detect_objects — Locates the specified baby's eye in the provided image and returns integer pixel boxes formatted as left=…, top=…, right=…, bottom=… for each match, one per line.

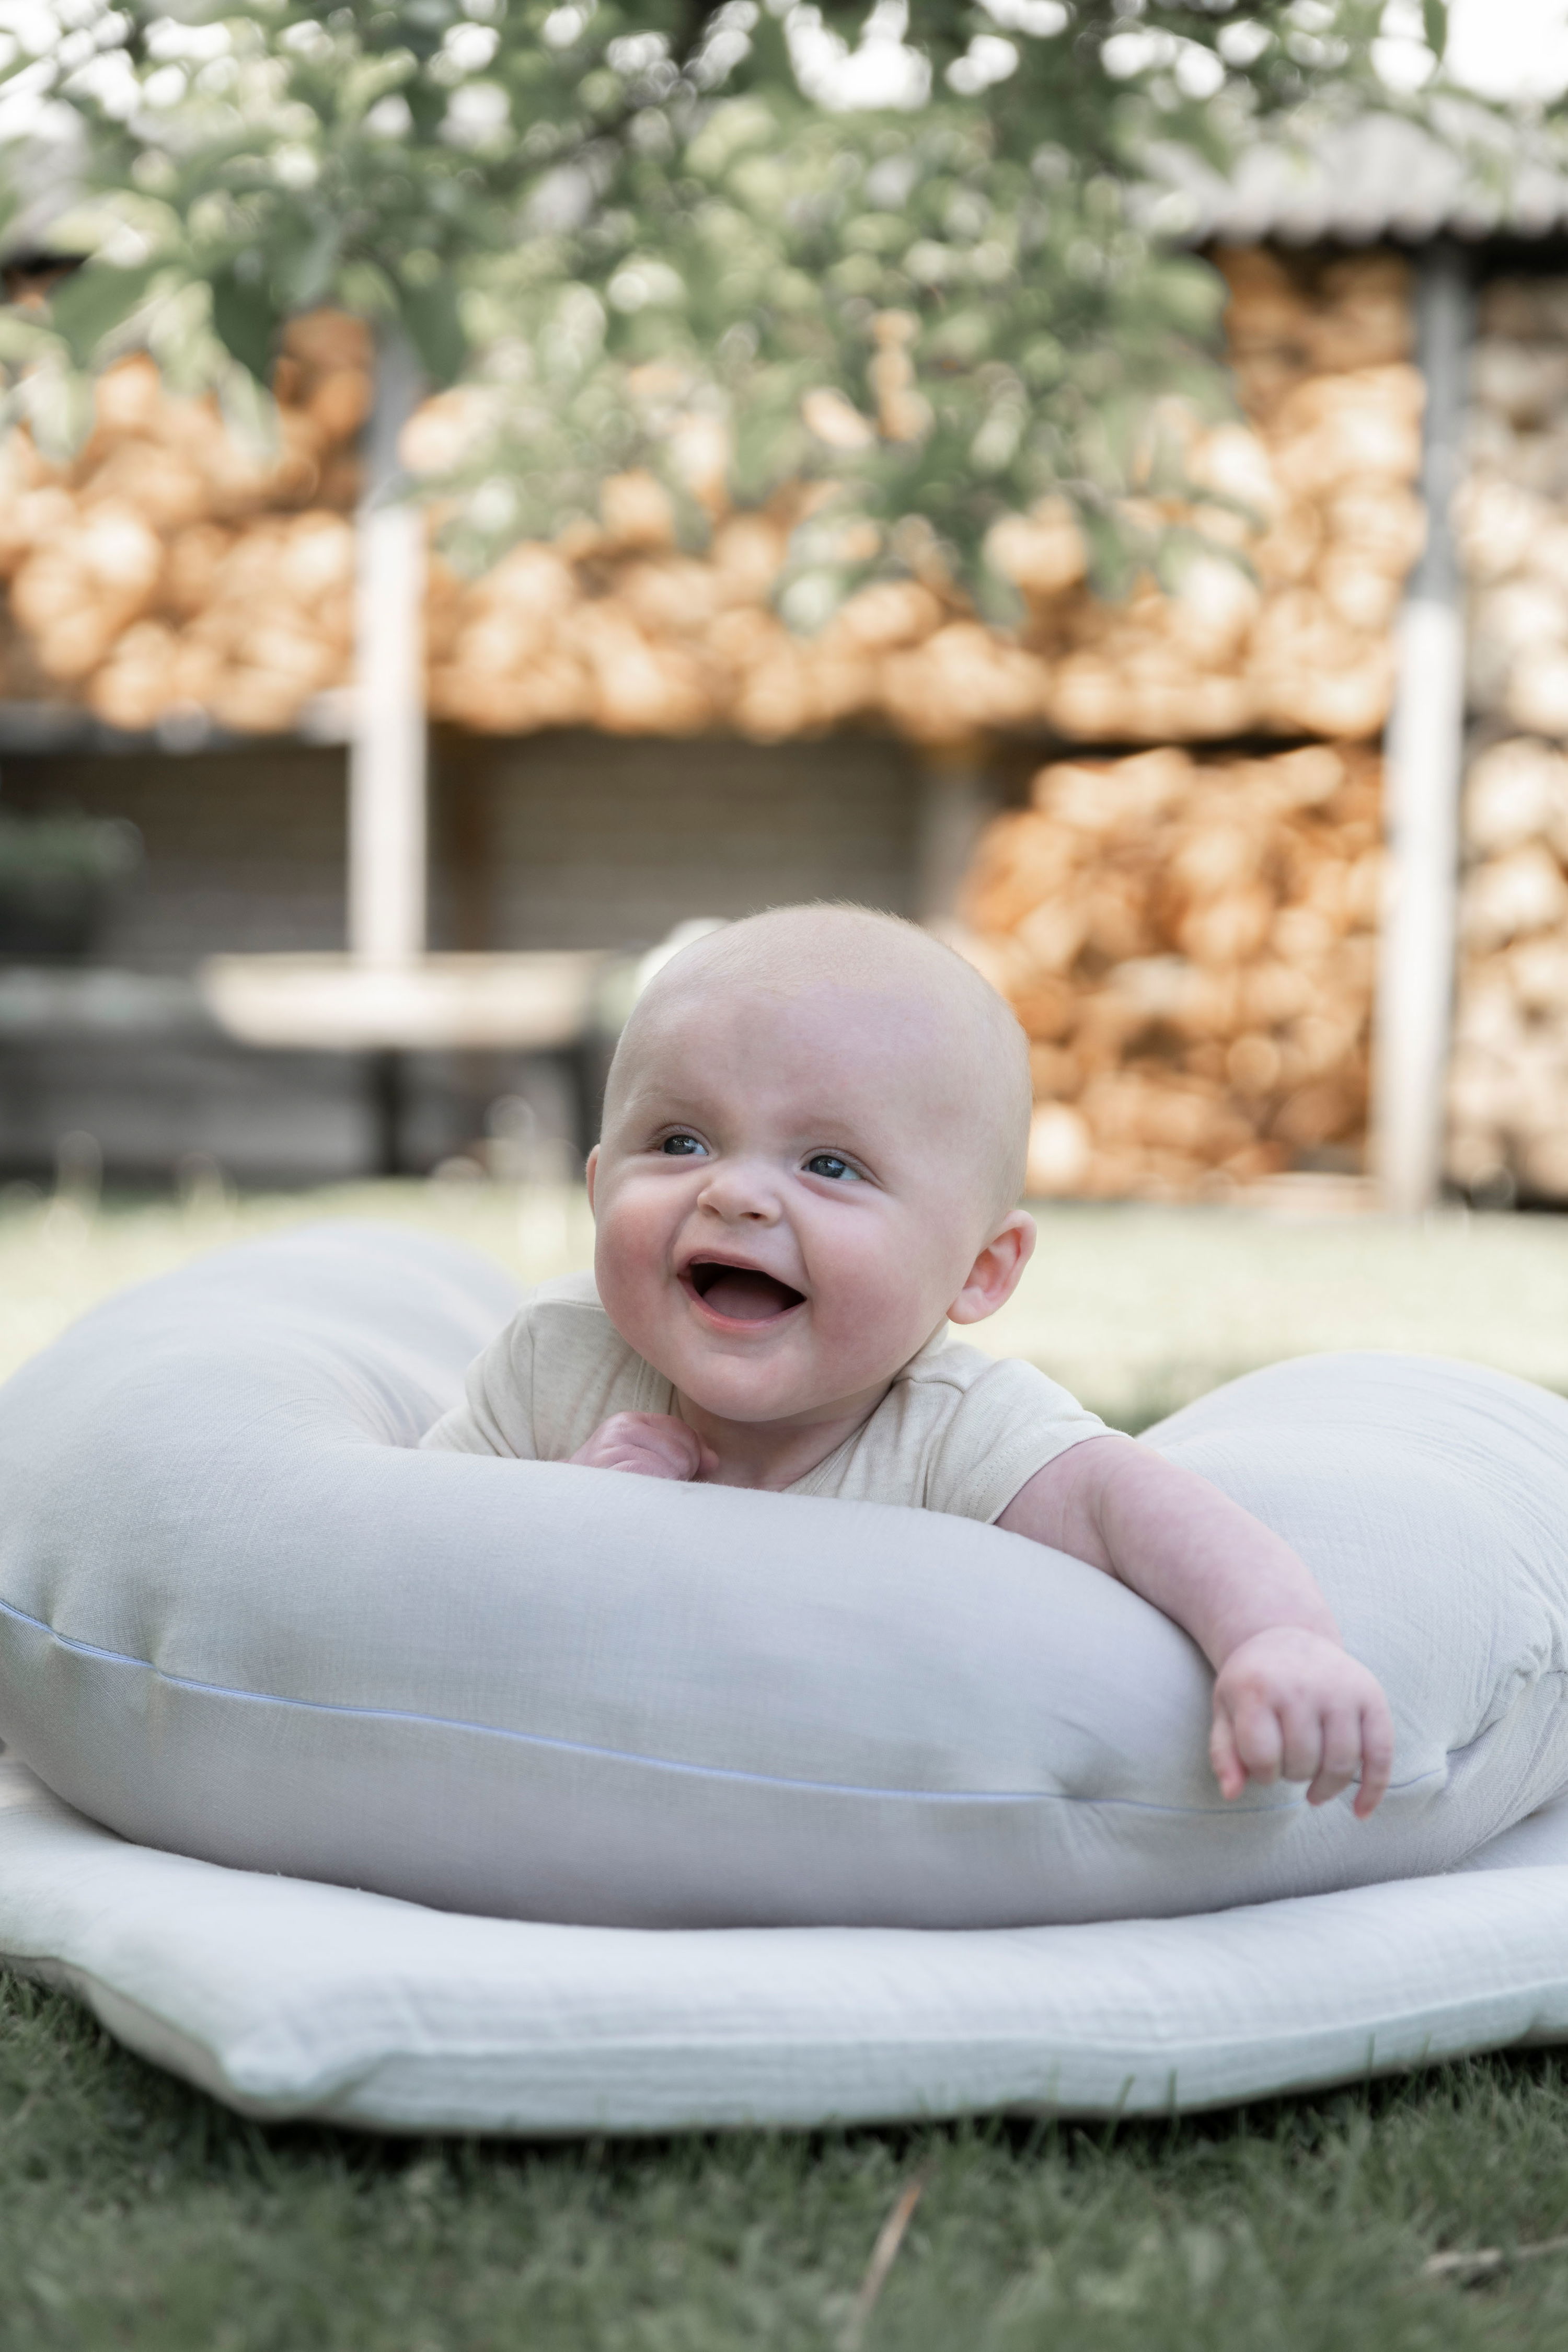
left=805, top=1152, right=862, bottom=1183
left=660, top=1132, right=707, bottom=1158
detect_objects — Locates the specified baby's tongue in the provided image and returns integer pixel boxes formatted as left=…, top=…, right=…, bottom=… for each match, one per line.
left=701, top=1267, right=795, bottom=1321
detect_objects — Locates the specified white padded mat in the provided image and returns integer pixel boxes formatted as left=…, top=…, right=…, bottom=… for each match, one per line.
left=5, top=1758, right=1568, bottom=2136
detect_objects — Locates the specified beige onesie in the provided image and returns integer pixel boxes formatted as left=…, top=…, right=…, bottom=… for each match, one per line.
left=420, top=1271, right=1109, bottom=1524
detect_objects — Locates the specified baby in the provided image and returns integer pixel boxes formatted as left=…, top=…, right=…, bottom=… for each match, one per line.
left=424, top=903, right=1393, bottom=1817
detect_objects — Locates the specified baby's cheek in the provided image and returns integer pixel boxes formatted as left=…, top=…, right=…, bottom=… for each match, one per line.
left=809, top=1250, right=934, bottom=1370
left=593, top=1218, right=668, bottom=1347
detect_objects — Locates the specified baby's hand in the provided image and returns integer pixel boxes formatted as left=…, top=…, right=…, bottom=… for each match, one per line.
left=1210, top=1628, right=1394, bottom=1819
left=568, top=1413, right=717, bottom=1483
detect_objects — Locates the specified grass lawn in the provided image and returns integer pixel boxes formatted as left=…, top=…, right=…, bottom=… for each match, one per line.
left=7, top=1977, right=1568, bottom=2351
left=7, top=1181, right=1568, bottom=2347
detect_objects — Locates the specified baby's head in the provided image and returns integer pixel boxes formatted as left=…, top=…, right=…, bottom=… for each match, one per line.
left=587, top=904, right=1036, bottom=1427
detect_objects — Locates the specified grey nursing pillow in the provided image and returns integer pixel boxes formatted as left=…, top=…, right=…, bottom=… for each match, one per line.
left=0, top=1223, right=1564, bottom=1930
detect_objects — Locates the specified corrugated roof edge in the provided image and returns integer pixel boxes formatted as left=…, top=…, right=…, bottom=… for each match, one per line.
left=1139, top=98, right=1568, bottom=247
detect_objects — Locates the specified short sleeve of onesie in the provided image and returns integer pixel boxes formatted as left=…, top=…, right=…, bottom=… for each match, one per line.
left=418, top=1271, right=672, bottom=1460
left=789, top=1336, right=1108, bottom=1522
left=420, top=1272, right=1108, bottom=1525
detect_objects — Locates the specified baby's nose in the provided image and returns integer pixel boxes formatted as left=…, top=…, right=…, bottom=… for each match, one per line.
left=698, top=1161, right=780, bottom=1220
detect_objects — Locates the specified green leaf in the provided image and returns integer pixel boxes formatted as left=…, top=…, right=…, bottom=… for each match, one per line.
left=397, top=274, right=466, bottom=386
left=48, top=261, right=158, bottom=368
left=210, top=266, right=280, bottom=382
left=281, top=219, right=343, bottom=312
left=1421, top=0, right=1449, bottom=60
left=24, top=366, right=96, bottom=462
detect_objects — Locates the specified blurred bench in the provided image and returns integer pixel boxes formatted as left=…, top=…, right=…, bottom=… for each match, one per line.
left=198, top=950, right=617, bottom=1174
left=198, top=951, right=612, bottom=1053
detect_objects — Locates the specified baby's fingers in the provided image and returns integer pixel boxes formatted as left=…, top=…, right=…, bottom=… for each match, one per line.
left=1228, top=1694, right=1285, bottom=1788
left=1208, top=1706, right=1248, bottom=1802
left=1305, top=1706, right=1363, bottom=1807
left=1352, top=1696, right=1396, bottom=1820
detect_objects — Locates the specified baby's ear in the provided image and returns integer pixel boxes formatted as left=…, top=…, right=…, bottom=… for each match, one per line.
left=585, top=1145, right=600, bottom=1214
left=947, top=1211, right=1036, bottom=1326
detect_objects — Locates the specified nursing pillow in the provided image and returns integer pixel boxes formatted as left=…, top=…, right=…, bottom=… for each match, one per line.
left=2, top=1223, right=1567, bottom=1934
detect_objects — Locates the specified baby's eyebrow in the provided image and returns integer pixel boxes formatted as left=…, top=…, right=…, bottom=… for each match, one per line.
left=621, top=1084, right=710, bottom=1121
left=642, top=1100, right=713, bottom=1127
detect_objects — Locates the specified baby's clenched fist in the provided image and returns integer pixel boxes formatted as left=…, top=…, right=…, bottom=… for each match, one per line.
left=1210, top=1626, right=1393, bottom=1819
left=569, top=1412, right=717, bottom=1482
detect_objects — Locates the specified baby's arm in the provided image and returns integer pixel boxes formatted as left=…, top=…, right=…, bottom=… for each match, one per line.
left=998, top=1436, right=1393, bottom=1818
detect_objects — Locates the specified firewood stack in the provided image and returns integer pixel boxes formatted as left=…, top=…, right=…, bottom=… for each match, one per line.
left=1005, top=248, right=1424, bottom=748
left=0, top=313, right=367, bottom=732
left=960, top=744, right=1383, bottom=1200
left=417, top=456, right=1058, bottom=743
left=953, top=248, right=1411, bottom=1198
left=422, top=488, right=896, bottom=741
left=1448, top=281, right=1568, bottom=1201
left=0, top=250, right=1420, bottom=750
left=426, top=248, right=1422, bottom=744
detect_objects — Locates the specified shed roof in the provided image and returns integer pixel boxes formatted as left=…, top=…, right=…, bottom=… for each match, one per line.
left=1146, top=102, right=1568, bottom=248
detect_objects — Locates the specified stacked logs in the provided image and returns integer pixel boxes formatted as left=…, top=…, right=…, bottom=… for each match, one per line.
left=1448, top=737, right=1568, bottom=1201
left=999, top=247, right=1424, bottom=749
left=1446, top=280, right=1568, bottom=1201
left=1458, top=279, right=1568, bottom=739
left=0, top=250, right=1420, bottom=748
left=960, top=743, right=1382, bottom=1200
left=423, top=492, right=890, bottom=741
left=427, top=247, right=1421, bottom=744
left=421, top=493, right=1022, bottom=742
left=0, top=313, right=367, bottom=732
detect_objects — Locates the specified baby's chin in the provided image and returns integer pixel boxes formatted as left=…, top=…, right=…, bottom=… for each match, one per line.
left=666, top=1348, right=905, bottom=1429
left=668, top=1370, right=829, bottom=1426
left=616, top=1295, right=931, bottom=1427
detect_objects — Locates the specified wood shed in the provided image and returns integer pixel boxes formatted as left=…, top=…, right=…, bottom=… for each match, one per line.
left=3, top=109, right=1566, bottom=1198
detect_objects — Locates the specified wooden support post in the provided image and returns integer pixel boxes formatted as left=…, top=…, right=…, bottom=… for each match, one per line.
left=349, top=330, right=427, bottom=968
left=913, top=745, right=1000, bottom=928
left=1373, top=240, right=1471, bottom=1215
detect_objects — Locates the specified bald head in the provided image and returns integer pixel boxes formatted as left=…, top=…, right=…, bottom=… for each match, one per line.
left=605, top=904, right=1032, bottom=1225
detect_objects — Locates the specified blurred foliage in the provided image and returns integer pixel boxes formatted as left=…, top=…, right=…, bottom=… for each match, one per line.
left=0, top=810, right=141, bottom=887
left=0, top=1, right=1436, bottom=605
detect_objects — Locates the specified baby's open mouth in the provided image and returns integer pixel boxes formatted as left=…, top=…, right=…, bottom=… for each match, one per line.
left=685, top=1261, right=805, bottom=1323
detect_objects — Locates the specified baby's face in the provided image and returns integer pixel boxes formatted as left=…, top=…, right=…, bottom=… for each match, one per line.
left=589, top=978, right=1015, bottom=1428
